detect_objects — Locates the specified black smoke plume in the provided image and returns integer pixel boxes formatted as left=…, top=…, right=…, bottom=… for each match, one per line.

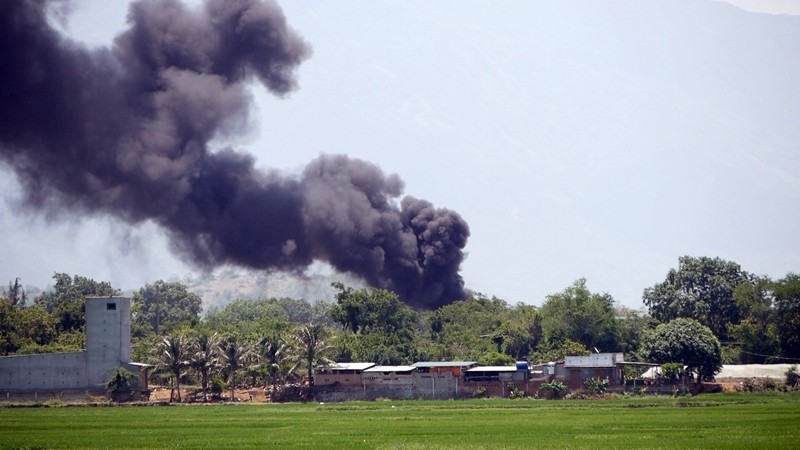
left=0, top=0, right=469, bottom=308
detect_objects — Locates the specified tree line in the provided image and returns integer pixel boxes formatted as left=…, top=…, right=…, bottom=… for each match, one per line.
left=1, top=256, right=799, bottom=397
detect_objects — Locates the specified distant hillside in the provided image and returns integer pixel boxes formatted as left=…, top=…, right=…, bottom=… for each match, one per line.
left=183, top=268, right=364, bottom=313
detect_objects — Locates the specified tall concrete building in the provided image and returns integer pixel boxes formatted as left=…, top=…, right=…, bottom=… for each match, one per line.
left=0, top=296, right=148, bottom=394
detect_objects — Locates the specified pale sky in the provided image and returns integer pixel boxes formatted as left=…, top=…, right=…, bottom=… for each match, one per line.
left=1, top=0, right=798, bottom=308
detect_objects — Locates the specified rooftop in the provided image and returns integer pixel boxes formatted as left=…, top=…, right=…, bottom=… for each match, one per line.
left=467, top=366, right=518, bottom=373
left=364, top=365, right=416, bottom=373
left=318, top=362, right=375, bottom=371
left=412, top=361, right=478, bottom=368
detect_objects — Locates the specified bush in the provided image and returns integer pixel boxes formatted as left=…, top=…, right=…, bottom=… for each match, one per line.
left=106, top=367, right=139, bottom=402
left=507, top=383, right=524, bottom=399
left=539, top=380, right=568, bottom=399
left=661, top=363, right=683, bottom=383
left=737, top=377, right=779, bottom=392
left=44, top=398, right=64, bottom=407
left=471, top=387, right=487, bottom=398
left=210, top=376, right=226, bottom=398
left=584, top=377, right=609, bottom=395
left=785, top=365, right=799, bottom=390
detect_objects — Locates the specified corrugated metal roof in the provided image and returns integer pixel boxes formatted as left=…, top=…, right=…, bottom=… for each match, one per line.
left=564, top=353, right=623, bottom=368
left=467, top=366, right=518, bottom=372
left=363, top=365, right=416, bottom=373
left=412, top=361, right=478, bottom=368
left=320, top=362, right=375, bottom=371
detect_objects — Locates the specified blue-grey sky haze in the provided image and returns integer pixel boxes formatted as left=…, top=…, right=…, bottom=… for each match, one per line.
left=1, top=0, right=798, bottom=308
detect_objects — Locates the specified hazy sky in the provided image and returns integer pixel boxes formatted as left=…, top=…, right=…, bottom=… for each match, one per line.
left=1, top=0, right=798, bottom=308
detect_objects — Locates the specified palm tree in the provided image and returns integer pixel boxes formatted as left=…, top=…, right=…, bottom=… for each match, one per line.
left=189, top=333, right=220, bottom=403
left=217, top=335, right=251, bottom=401
left=292, top=324, right=332, bottom=398
left=257, top=335, right=289, bottom=401
left=153, top=334, right=189, bottom=402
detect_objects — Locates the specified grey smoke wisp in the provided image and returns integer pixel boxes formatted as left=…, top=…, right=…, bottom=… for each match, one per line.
left=0, top=0, right=469, bottom=308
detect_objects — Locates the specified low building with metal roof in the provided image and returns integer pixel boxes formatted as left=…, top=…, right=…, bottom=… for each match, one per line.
left=411, top=361, right=478, bottom=376
left=363, top=365, right=416, bottom=387
left=314, top=362, right=375, bottom=387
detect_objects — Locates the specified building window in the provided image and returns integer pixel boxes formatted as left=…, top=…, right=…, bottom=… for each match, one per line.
left=106, top=302, right=116, bottom=310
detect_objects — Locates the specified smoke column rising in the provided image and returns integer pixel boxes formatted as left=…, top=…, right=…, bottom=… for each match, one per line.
left=0, top=0, right=469, bottom=308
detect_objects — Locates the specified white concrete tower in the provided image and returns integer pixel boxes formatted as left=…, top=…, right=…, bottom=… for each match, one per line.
left=85, top=296, right=132, bottom=387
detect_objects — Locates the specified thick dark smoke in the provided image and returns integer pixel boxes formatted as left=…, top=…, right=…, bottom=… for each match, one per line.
left=0, top=0, right=469, bottom=308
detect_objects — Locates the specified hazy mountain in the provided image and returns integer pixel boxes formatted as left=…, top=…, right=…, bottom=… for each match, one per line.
left=184, top=267, right=363, bottom=312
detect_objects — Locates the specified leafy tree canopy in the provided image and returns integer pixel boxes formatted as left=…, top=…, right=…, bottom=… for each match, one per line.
left=3, top=278, right=27, bottom=307
left=539, top=279, right=619, bottom=352
left=490, top=304, right=543, bottom=360
left=643, top=256, right=751, bottom=340
left=530, top=339, right=590, bottom=364
left=35, top=273, right=119, bottom=333
left=132, top=280, right=202, bottom=336
left=36, top=273, right=119, bottom=312
left=615, top=306, right=658, bottom=358
left=730, top=277, right=780, bottom=363
left=639, top=318, right=722, bottom=382
left=331, top=282, right=417, bottom=336
left=418, top=294, right=512, bottom=361
left=330, top=283, right=418, bottom=364
left=773, top=273, right=800, bottom=360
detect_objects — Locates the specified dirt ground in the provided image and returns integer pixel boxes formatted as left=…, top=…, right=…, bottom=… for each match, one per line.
left=716, top=380, right=749, bottom=392
left=148, top=386, right=270, bottom=403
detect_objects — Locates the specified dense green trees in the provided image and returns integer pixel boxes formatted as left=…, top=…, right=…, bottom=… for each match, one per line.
left=643, top=256, right=751, bottom=340
left=153, top=335, right=190, bottom=402
left=1, top=273, right=120, bottom=354
left=37, top=273, right=120, bottom=334
left=639, top=318, right=722, bottom=382
left=330, top=283, right=417, bottom=364
left=292, top=324, right=331, bottom=392
left=540, top=279, right=619, bottom=352
left=643, top=257, right=799, bottom=363
left=421, top=294, right=512, bottom=362
left=3, top=278, right=27, bottom=307
left=490, top=304, right=542, bottom=360
left=2, top=254, right=798, bottom=397
left=132, top=281, right=202, bottom=336
left=0, top=300, right=58, bottom=354
left=257, top=334, right=290, bottom=400
left=218, top=335, right=251, bottom=401
left=189, top=333, right=220, bottom=403
left=773, top=274, right=800, bottom=360
left=729, top=277, right=780, bottom=363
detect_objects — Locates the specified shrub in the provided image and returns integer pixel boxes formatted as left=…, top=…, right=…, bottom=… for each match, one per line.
left=106, top=367, right=139, bottom=402
left=210, top=376, right=226, bottom=398
left=507, top=383, right=524, bottom=399
left=44, top=398, right=64, bottom=407
left=661, top=363, right=683, bottom=383
left=584, top=377, right=609, bottom=395
left=471, top=387, right=487, bottom=398
left=785, top=365, right=799, bottom=390
left=737, top=377, right=779, bottom=392
left=539, top=380, right=568, bottom=399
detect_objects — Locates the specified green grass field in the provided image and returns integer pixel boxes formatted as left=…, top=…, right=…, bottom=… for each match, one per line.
left=1, top=393, right=798, bottom=449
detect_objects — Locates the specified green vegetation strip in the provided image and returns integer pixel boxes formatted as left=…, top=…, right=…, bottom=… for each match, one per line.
left=1, top=394, right=798, bottom=449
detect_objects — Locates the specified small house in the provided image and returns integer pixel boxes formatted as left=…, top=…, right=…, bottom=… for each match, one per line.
left=563, top=353, right=624, bottom=388
left=411, top=361, right=478, bottom=377
left=464, top=366, right=519, bottom=382
left=314, top=362, right=375, bottom=387
left=363, top=365, right=416, bottom=387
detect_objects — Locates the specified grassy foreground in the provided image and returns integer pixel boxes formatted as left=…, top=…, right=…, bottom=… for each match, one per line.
left=1, top=393, right=798, bottom=449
